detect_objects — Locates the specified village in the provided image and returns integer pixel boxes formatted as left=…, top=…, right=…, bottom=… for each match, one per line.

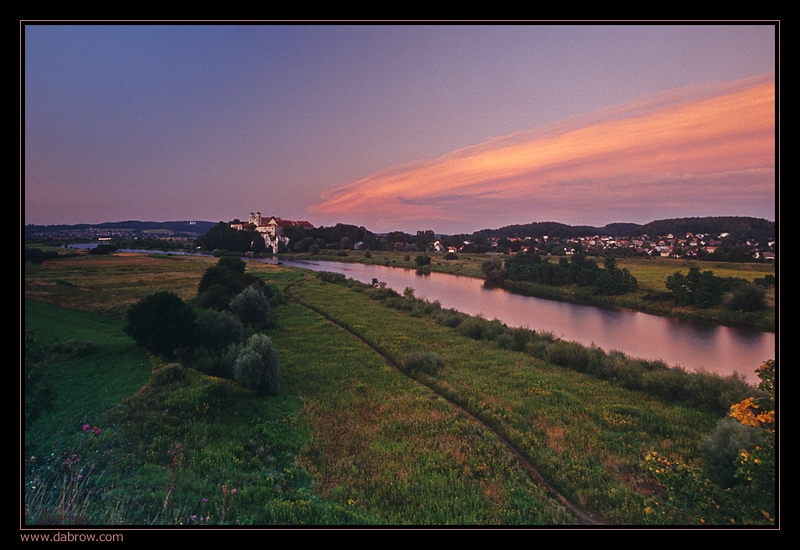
left=228, top=212, right=775, bottom=263
left=23, top=211, right=775, bottom=264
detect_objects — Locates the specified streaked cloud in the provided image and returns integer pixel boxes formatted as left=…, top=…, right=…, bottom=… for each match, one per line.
left=309, top=73, right=775, bottom=231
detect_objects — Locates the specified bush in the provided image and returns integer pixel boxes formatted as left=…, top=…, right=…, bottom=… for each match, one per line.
left=457, top=317, right=488, bottom=340
left=193, top=342, right=241, bottom=379
left=233, top=334, right=281, bottom=395
left=216, top=256, right=246, bottom=273
left=436, top=310, right=463, bottom=328
left=197, top=264, right=245, bottom=296
left=724, top=281, right=767, bottom=312
left=151, top=362, right=184, bottom=385
left=229, top=285, right=272, bottom=329
left=543, top=340, right=592, bottom=372
left=49, top=339, right=98, bottom=359
left=124, top=291, right=197, bottom=360
left=402, top=351, right=444, bottom=375
left=700, top=417, right=764, bottom=487
left=195, top=283, right=235, bottom=310
left=496, top=326, right=533, bottom=352
left=196, top=309, right=244, bottom=351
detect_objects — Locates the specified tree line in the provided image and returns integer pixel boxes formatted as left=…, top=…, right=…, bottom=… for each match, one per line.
left=490, top=252, right=639, bottom=296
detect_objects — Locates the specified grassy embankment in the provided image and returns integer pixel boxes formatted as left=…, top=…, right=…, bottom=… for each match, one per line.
left=23, top=251, right=764, bottom=525
left=277, top=250, right=776, bottom=330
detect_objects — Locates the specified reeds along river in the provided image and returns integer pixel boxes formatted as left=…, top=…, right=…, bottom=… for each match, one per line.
left=259, top=258, right=775, bottom=386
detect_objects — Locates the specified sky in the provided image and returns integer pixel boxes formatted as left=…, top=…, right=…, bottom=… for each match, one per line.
left=22, top=22, right=777, bottom=235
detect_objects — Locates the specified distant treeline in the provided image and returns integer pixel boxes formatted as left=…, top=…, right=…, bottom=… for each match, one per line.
left=475, top=216, right=775, bottom=241
left=25, top=220, right=217, bottom=238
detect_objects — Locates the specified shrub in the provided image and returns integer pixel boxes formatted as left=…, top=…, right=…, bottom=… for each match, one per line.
left=195, top=283, right=235, bottom=310
left=402, top=351, right=444, bottom=375
left=436, top=310, right=463, bottom=328
left=152, top=362, right=184, bottom=385
left=457, top=317, right=488, bottom=340
left=229, top=285, right=272, bottom=329
left=700, top=417, right=764, bottom=487
left=196, top=309, right=244, bottom=351
left=233, top=334, right=281, bottom=395
left=724, top=281, right=767, bottom=312
left=496, top=326, right=533, bottom=352
left=124, top=291, right=197, bottom=360
left=543, top=340, right=593, bottom=372
left=194, top=342, right=241, bottom=379
left=216, top=255, right=246, bottom=274
left=197, top=265, right=245, bottom=296
left=49, top=339, right=98, bottom=359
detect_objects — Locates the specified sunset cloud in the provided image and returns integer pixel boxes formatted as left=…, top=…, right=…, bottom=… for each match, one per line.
left=309, top=73, right=775, bottom=232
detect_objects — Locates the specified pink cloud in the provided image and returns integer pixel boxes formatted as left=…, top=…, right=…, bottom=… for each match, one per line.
left=309, top=73, right=775, bottom=231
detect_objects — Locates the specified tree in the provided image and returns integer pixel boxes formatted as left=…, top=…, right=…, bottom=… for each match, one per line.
left=233, top=334, right=281, bottom=395
left=665, top=267, right=724, bottom=308
left=124, top=291, right=197, bottom=359
left=229, top=285, right=272, bottom=329
left=216, top=256, right=246, bottom=274
left=724, top=281, right=767, bottom=312
left=481, top=255, right=507, bottom=284
left=414, top=254, right=431, bottom=266
left=197, top=265, right=245, bottom=296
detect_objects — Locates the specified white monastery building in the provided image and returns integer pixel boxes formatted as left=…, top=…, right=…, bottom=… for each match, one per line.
left=232, top=212, right=313, bottom=253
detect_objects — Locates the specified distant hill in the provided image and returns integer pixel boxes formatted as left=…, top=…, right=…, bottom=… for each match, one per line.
left=24, top=220, right=218, bottom=238
left=475, top=220, right=640, bottom=239
left=474, top=216, right=775, bottom=240
left=636, top=217, right=775, bottom=240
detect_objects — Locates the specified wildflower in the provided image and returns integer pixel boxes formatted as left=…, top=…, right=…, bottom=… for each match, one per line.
left=93, top=427, right=101, bottom=436
left=83, top=425, right=90, bottom=433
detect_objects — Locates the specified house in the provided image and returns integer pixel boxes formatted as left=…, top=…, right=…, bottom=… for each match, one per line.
left=233, top=212, right=313, bottom=253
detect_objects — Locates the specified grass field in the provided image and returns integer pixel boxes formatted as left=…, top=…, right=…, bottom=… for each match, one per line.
left=22, top=251, right=774, bottom=527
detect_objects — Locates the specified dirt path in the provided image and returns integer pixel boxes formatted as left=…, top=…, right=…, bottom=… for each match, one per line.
left=286, top=279, right=605, bottom=526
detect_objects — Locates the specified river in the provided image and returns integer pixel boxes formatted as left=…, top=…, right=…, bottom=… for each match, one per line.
left=257, top=257, right=774, bottom=385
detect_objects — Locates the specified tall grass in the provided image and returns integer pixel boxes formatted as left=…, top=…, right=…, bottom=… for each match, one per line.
left=288, top=273, right=762, bottom=524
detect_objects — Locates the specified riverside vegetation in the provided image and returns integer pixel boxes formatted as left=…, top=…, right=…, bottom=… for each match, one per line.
left=23, top=249, right=776, bottom=526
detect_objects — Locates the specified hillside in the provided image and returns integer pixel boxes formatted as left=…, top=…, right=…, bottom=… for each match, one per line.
left=474, top=216, right=775, bottom=240
left=24, top=220, right=218, bottom=239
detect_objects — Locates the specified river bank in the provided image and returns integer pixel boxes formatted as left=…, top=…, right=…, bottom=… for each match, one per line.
left=273, top=250, right=776, bottom=332
left=256, top=254, right=773, bottom=385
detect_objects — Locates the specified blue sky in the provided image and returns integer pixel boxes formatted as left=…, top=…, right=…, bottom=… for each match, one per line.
left=23, top=23, right=777, bottom=234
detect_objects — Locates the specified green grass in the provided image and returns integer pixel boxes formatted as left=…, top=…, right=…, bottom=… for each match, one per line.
left=24, top=300, right=152, bottom=454
left=22, top=252, right=770, bottom=526
left=286, top=275, right=725, bottom=524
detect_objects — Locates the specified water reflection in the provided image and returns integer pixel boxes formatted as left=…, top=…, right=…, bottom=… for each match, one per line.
left=263, top=258, right=773, bottom=384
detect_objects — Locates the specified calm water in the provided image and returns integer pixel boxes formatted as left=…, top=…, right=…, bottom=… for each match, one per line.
left=261, top=258, right=775, bottom=384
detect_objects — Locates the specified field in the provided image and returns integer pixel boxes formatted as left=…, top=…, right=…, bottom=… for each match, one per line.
left=22, top=251, right=775, bottom=527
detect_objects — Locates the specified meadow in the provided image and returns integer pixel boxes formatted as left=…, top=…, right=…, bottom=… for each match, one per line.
left=22, top=251, right=774, bottom=526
